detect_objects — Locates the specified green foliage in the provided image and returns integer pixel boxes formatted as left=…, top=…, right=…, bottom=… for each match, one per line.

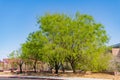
left=22, top=30, right=47, bottom=61
left=21, top=12, right=110, bottom=73
left=21, top=30, right=48, bottom=72
left=38, top=12, right=110, bottom=72
left=8, top=49, right=23, bottom=59
left=79, top=52, right=111, bottom=72
left=8, top=51, right=16, bottom=59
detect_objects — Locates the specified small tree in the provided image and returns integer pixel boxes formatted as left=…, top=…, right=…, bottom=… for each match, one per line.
left=22, top=30, right=47, bottom=73
left=8, top=49, right=24, bottom=73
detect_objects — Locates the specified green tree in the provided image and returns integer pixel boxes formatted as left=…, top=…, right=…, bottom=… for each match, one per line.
left=38, top=12, right=109, bottom=73
left=8, top=49, right=24, bottom=73
left=22, top=30, right=47, bottom=73
left=38, top=13, right=71, bottom=73
left=74, top=13, right=110, bottom=72
left=43, top=43, right=65, bottom=74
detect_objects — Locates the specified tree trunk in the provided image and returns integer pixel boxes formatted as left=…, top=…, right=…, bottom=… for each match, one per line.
left=55, top=64, right=59, bottom=74
left=33, top=60, right=37, bottom=73
left=33, top=65, right=36, bottom=73
left=19, top=64, right=23, bottom=73
left=71, top=62, right=76, bottom=73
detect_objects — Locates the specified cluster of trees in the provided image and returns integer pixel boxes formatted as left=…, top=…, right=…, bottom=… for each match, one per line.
left=8, top=12, right=111, bottom=74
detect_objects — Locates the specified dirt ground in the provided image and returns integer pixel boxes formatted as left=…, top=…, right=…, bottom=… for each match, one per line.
left=0, top=71, right=120, bottom=79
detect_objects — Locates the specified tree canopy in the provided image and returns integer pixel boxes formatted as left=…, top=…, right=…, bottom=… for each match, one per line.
left=20, top=12, right=110, bottom=73
left=37, top=12, right=109, bottom=73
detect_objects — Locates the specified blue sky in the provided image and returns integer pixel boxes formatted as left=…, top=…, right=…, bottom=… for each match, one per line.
left=0, top=0, right=120, bottom=60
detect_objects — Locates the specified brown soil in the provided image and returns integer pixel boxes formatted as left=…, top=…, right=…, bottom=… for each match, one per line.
left=0, top=71, right=119, bottom=79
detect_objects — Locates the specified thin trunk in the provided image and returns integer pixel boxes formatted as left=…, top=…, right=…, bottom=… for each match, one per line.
left=19, top=64, right=22, bottom=73
left=55, top=64, right=59, bottom=74
left=71, top=62, right=76, bottom=73
left=67, top=56, right=77, bottom=73
left=33, top=60, right=37, bottom=73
